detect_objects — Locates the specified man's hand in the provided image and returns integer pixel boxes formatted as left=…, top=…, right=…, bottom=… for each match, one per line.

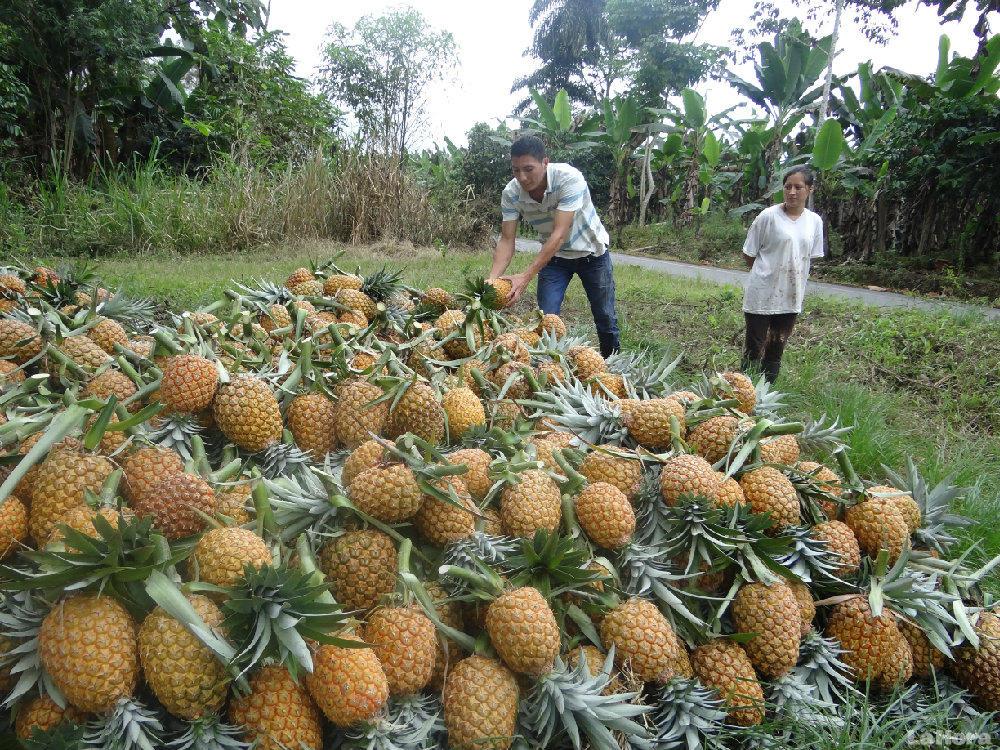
left=501, top=272, right=533, bottom=304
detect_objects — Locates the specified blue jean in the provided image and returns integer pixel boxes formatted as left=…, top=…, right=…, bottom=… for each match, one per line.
left=536, top=251, right=620, bottom=357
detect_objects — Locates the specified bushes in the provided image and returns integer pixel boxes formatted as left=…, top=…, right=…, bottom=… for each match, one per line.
left=0, top=149, right=493, bottom=257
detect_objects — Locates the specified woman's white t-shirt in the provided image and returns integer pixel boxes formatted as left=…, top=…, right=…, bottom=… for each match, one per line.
left=742, top=204, right=824, bottom=314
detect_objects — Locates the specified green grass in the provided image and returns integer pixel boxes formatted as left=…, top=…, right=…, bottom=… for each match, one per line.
left=73, top=242, right=1000, bottom=570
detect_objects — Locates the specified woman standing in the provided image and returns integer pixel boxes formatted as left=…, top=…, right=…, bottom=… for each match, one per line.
left=740, top=166, right=824, bottom=384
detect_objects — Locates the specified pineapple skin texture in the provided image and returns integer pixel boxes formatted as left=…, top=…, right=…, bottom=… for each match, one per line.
left=333, top=380, right=389, bottom=449
left=444, top=655, right=519, bottom=750
left=621, top=398, right=685, bottom=450
left=229, top=664, right=323, bottom=750
left=349, top=463, right=423, bottom=523
left=213, top=375, right=283, bottom=452
left=448, top=448, right=492, bottom=500
left=686, top=416, right=739, bottom=464
left=825, top=596, right=900, bottom=681
left=39, top=595, right=139, bottom=713
left=386, top=382, right=446, bottom=443
left=192, top=526, right=273, bottom=587
left=499, top=470, right=561, bottom=538
left=575, top=481, right=635, bottom=549
left=811, top=520, right=861, bottom=576
left=739, top=466, right=801, bottom=530
left=159, top=355, right=219, bottom=413
left=305, top=643, right=389, bottom=727
left=29, top=450, right=115, bottom=545
left=122, top=446, right=184, bottom=505
left=579, top=447, right=643, bottom=500
left=288, top=393, right=338, bottom=459
left=733, top=582, right=803, bottom=678
left=414, top=478, right=475, bottom=546
left=14, top=694, right=86, bottom=740
left=486, top=587, right=560, bottom=676
left=135, top=472, right=217, bottom=540
left=659, top=454, right=721, bottom=506
left=0, top=496, right=28, bottom=559
left=950, top=614, right=1000, bottom=711
left=844, top=496, right=909, bottom=564
left=139, top=594, right=229, bottom=719
left=319, top=529, right=397, bottom=612
left=600, top=597, right=682, bottom=683
left=363, top=606, right=438, bottom=695
left=442, top=387, right=486, bottom=440
left=691, top=640, right=765, bottom=726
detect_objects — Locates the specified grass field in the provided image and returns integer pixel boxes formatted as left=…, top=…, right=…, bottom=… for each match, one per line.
left=73, top=241, right=1000, bottom=577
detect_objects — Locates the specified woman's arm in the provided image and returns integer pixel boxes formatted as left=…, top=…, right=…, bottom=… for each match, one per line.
left=743, top=253, right=756, bottom=269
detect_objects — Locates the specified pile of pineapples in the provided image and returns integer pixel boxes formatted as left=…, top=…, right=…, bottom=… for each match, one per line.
left=0, top=261, right=996, bottom=750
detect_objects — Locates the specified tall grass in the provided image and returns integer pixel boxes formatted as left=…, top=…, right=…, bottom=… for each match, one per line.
left=0, top=149, right=492, bottom=257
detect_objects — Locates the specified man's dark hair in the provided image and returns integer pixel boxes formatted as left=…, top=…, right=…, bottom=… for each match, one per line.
left=783, top=165, right=815, bottom=186
left=511, top=135, right=547, bottom=161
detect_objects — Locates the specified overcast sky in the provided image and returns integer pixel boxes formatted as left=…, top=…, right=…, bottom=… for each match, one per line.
left=267, top=0, right=991, bottom=148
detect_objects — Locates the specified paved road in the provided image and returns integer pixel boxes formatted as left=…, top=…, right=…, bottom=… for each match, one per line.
left=513, top=239, right=999, bottom=321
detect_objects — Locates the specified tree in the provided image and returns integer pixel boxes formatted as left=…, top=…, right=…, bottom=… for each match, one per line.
left=319, top=8, right=457, bottom=156
left=512, top=0, right=724, bottom=111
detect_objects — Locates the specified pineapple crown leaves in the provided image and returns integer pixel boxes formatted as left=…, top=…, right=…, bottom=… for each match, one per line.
left=19, top=719, right=87, bottom=750
left=504, top=531, right=613, bottom=601
left=519, top=377, right=628, bottom=447
left=0, top=589, right=63, bottom=709
left=337, top=693, right=446, bottom=750
left=219, top=561, right=354, bottom=681
left=603, top=347, right=682, bottom=399
left=784, top=465, right=845, bottom=526
left=232, top=279, right=296, bottom=307
left=438, top=532, right=519, bottom=597
left=458, top=421, right=533, bottom=457
left=774, top=525, right=848, bottom=586
left=517, top=649, right=652, bottom=750
left=766, top=675, right=845, bottom=730
left=789, top=631, right=859, bottom=706
left=359, top=266, right=405, bottom=303
left=882, top=457, right=974, bottom=554
left=645, top=678, right=730, bottom=750
left=254, top=440, right=314, bottom=481
left=717, top=419, right=803, bottom=479
left=461, top=275, right=508, bottom=312
left=91, top=289, right=157, bottom=330
left=615, top=543, right=709, bottom=635
left=141, top=411, right=205, bottom=463
left=0, top=513, right=188, bottom=617
left=164, top=716, right=251, bottom=750
left=82, top=696, right=165, bottom=750
left=796, top=414, right=852, bottom=455
left=751, top=377, right=788, bottom=417
left=264, top=467, right=348, bottom=543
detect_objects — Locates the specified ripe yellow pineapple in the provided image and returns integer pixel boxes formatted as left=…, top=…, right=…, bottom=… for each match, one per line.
left=500, top=469, right=561, bottom=538
left=865, top=485, right=921, bottom=533
left=14, top=694, right=86, bottom=740
left=875, top=628, right=914, bottom=690
left=0, top=318, right=43, bottom=363
left=29, top=448, right=116, bottom=545
left=788, top=580, right=816, bottom=636
left=536, top=313, right=567, bottom=338
left=306, top=642, right=389, bottom=727
left=844, top=496, right=909, bottom=564
left=620, top=397, right=686, bottom=450
left=738, top=467, right=801, bottom=530
left=215, top=482, right=253, bottom=524
left=686, top=416, right=739, bottom=464
left=58, top=335, right=111, bottom=370
left=715, top=475, right=746, bottom=507
left=134, top=472, right=217, bottom=540
left=444, top=655, right=519, bottom=750
left=83, top=369, right=138, bottom=409
left=213, top=375, right=283, bottom=453
left=285, top=267, right=315, bottom=289
left=230, top=664, right=324, bottom=750
left=0, top=359, right=24, bottom=386
left=122, top=446, right=184, bottom=506
left=425, top=580, right=466, bottom=689
left=87, top=318, right=128, bottom=354
left=335, top=288, right=377, bottom=320
left=159, top=355, right=219, bottom=413
left=899, top=620, right=944, bottom=678
left=797, top=460, right=843, bottom=518
left=490, top=332, right=531, bottom=363
left=758, top=434, right=801, bottom=465
left=690, top=640, right=765, bottom=726
left=732, top=582, right=802, bottom=678
left=349, top=463, right=423, bottom=523
left=288, top=393, right=338, bottom=458
left=950, top=613, right=1000, bottom=710
left=442, top=387, right=486, bottom=440
left=139, top=594, right=229, bottom=719
left=364, top=606, right=438, bottom=695
left=191, top=526, right=273, bottom=588
left=575, top=481, right=635, bottom=549
left=323, top=272, right=363, bottom=296
left=342, top=439, right=386, bottom=487
left=45, top=506, right=131, bottom=548
left=486, top=586, right=560, bottom=676
left=811, top=520, right=861, bottom=576
left=719, top=371, right=756, bottom=414
left=600, top=597, right=682, bottom=683
left=39, top=595, right=139, bottom=712
left=825, top=596, right=901, bottom=681
left=332, top=380, right=390, bottom=449
left=579, top=446, right=643, bottom=500
left=414, top=477, right=476, bottom=545
left=319, top=529, right=397, bottom=612
left=484, top=277, right=513, bottom=309
left=420, top=286, right=454, bottom=313
left=659, top=454, right=721, bottom=506
left=385, top=382, right=446, bottom=444
left=0, top=496, right=28, bottom=559
left=567, top=345, right=605, bottom=381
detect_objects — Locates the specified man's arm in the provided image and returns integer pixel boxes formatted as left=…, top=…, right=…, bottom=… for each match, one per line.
left=502, top=209, right=573, bottom=304
left=489, top=220, right=519, bottom=278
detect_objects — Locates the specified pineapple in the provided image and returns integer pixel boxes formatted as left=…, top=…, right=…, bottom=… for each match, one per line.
left=0, top=358, right=24, bottom=386
left=951, top=614, right=1000, bottom=710
left=159, top=355, right=219, bottom=413
left=797, top=460, right=842, bottom=518
left=213, top=375, right=283, bottom=453
left=719, top=371, right=756, bottom=414
left=444, top=655, right=519, bottom=750
left=659, top=454, right=721, bottom=506
left=333, top=380, right=390, bottom=449
left=414, top=477, right=476, bottom=545
left=14, top=694, right=86, bottom=740
left=442, top=387, right=486, bottom=441
left=899, top=619, right=944, bottom=678
left=29, top=448, right=115, bottom=545
left=122, top=445, right=184, bottom=506
left=39, top=594, right=139, bottom=712
left=87, top=318, right=128, bottom=353
left=875, top=628, right=913, bottom=690
left=499, top=469, right=561, bottom=538
left=686, top=416, right=739, bottom=464
left=865, top=485, right=921, bottom=533
left=758, top=433, right=800, bottom=465
left=335, top=288, right=377, bottom=320
left=45, top=505, right=131, bottom=548
left=288, top=393, right=338, bottom=459
left=215, top=482, right=254, bottom=524
left=363, top=606, right=438, bottom=695
left=306, top=642, right=390, bottom=727
left=420, top=286, right=454, bottom=313
left=789, top=580, right=816, bottom=636
left=620, top=397, right=685, bottom=450
left=579, top=446, right=643, bottom=500
left=732, top=582, right=802, bottom=678
left=844, top=496, right=909, bottom=564
left=566, top=644, right=623, bottom=694
left=690, top=640, right=765, bottom=726
left=342, top=439, right=387, bottom=487
left=385, top=382, right=446, bottom=444
left=285, top=267, right=315, bottom=289
left=229, top=663, right=324, bottom=750
left=323, top=272, right=363, bottom=296
left=191, top=526, right=273, bottom=587
left=715, top=475, right=745, bottom=507
left=575, top=481, right=635, bottom=549
left=0, top=496, right=28, bottom=559
left=259, top=303, right=293, bottom=336
left=82, top=369, right=138, bottom=408
left=319, top=529, right=397, bottom=612
left=58, top=334, right=111, bottom=369
left=425, top=580, right=466, bottom=689
left=600, top=597, right=683, bottom=683
left=485, top=586, right=560, bottom=676
left=811, top=520, right=861, bottom=576
left=824, top=596, right=901, bottom=682
left=138, top=594, right=229, bottom=719
left=738, top=467, right=801, bottom=530
left=133, top=471, right=217, bottom=540
left=536, top=313, right=567, bottom=338
left=567, top=345, right=605, bottom=381
left=484, top=277, right=513, bottom=309
left=0, top=318, right=43, bottom=363
left=349, top=463, right=424, bottom=523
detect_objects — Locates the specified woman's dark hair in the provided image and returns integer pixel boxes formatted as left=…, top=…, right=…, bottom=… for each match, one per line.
left=511, top=135, right=547, bottom=161
left=783, top=165, right=815, bottom=186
